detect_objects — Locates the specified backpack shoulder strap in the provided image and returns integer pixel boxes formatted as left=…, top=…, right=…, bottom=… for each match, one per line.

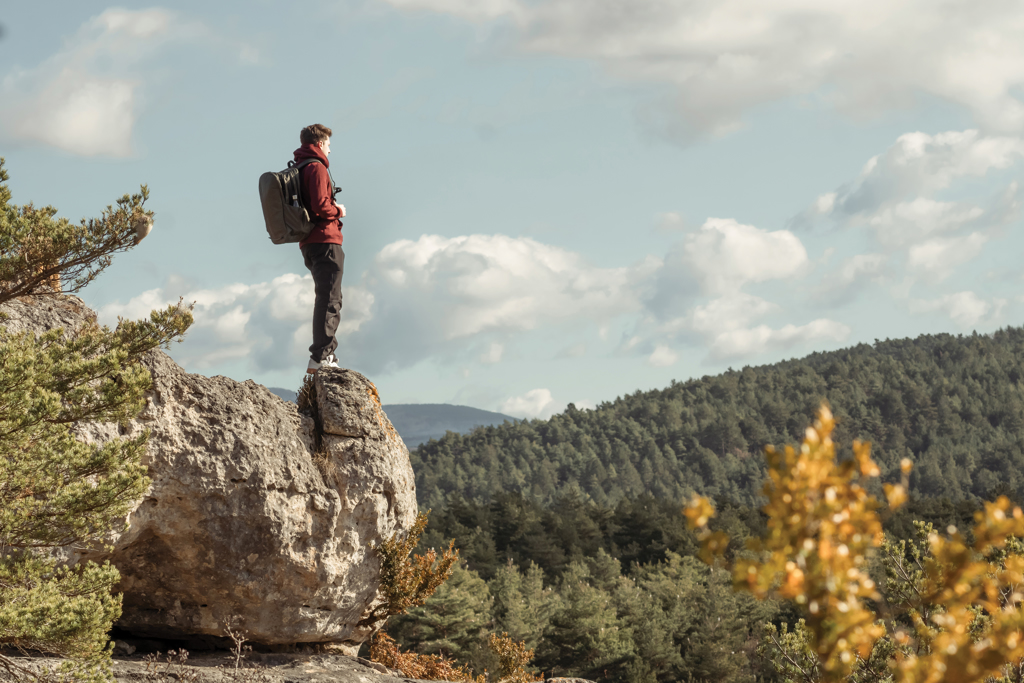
left=287, top=158, right=338, bottom=198
left=288, top=158, right=322, bottom=170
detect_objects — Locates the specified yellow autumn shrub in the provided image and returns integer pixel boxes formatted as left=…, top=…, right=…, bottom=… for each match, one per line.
left=686, top=404, right=1024, bottom=683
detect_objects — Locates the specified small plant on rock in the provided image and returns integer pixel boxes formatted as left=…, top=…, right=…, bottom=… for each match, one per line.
left=369, top=511, right=460, bottom=624
left=296, top=374, right=317, bottom=416
left=142, top=650, right=202, bottom=683
left=488, top=632, right=543, bottom=683
left=221, top=620, right=273, bottom=683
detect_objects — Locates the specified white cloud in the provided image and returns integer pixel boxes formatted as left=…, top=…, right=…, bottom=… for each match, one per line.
left=101, top=234, right=652, bottom=375
left=660, top=292, right=850, bottom=362
left=867, top=199, right=985, bottom=249
left=349, top=233, right=656, bottom=372
left=817, top=131, right=1024, bottom=221
left=0, top=8, right=197, bottom=156
left=647, top=217, right=808, bottom=319
left=379, top=0, right=1024, bottom=135
left=814, top=192, right=837, bottom=214
left=687, top=292, right=776, bottom=335
left=839, top=253, right=885, bottom=284
left=685, top=218, right=808, bottom=295
left=909, top=291, right=1005, bottom=328
left=637, top=217, right=845, bottom=364
left=371, top=234, right=648, bottom=337
left=707, top=319, right=851, bottom=362
left=801, top=130, right=1024, bottom=305
left=816, top=253, right=888, bottom=305
left=648, top=345, right=678, bottom=367
left=99, top=273, right=374, bottom=372
left=906, top=232, right=988, bottom=283
left=501, top=388, right=559, bottom=419
left=98, top=9, right=174, bottom=37
left=384, top=0, right=518, bottom=21
left=9, top=76, right=138, bottom=157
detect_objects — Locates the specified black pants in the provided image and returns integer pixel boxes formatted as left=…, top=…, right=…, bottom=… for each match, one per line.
left=302, top=243, right=344, bottom=362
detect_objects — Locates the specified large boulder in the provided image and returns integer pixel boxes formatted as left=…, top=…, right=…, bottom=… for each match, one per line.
left=1, top=294, right=418, bottom=652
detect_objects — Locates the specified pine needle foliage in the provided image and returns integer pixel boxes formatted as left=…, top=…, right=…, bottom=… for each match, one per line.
left=0, top=158, right=155, bottom=302
left=0, top=159, right=193, bottom=680
left=0, top=555, right=121, bottom=656
left=687, top=403, right=1024, bottom=683
left=0, top=311, right=189, bottom=550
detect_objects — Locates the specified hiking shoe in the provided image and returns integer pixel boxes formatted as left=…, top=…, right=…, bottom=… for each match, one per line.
left=306, top=354, right=339, bottom=374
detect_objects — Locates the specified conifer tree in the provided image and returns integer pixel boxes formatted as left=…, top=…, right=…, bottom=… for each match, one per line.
left=389, top=562, right=494, bottom=671
left=490, top=560, right=555, bottom=652
left=0, top=159, right=192, bottom=680
left=613, top=580, right=680, bottom=683
left=536, top=561, right=633, bottom=681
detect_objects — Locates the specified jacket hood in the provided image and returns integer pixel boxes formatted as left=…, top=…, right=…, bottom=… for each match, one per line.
left=293, top=143, right=329, bottom=168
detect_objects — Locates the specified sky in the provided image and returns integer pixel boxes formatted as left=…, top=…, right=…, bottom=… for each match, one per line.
left=2, top=1, right=1024, bottom=419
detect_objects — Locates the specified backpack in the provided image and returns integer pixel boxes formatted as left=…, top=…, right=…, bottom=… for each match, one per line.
left=258, top=159, right=327, bottom=245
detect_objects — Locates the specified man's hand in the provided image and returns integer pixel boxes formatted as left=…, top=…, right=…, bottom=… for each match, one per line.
left=336, top=203, right=346, bottom=218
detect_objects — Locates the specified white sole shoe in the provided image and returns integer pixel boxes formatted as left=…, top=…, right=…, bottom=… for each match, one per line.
left=306, top=354, right=340, bottom=374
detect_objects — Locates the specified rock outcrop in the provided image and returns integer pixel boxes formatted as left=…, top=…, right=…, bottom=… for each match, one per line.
left=1, top=294, right=418, bottom=652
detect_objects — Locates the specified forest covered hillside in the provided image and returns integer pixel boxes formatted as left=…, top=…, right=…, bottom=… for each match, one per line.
left=413, top=327, right=1024, bottom=510
left=395, top=329, right=1024, bottom=682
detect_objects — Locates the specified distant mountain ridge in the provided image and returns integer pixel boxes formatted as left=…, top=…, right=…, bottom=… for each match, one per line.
left=268, top=387, right=298, bottom=403
left=383, top=404, right=516, bottom=448
left=267, top=388, right=514, bottom=448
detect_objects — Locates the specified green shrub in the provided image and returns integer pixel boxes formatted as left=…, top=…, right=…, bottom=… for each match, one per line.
left=0, top=158, right=192, bottom=680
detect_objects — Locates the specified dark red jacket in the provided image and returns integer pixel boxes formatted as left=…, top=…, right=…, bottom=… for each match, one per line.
left=293, top=144, right=343, bottom=247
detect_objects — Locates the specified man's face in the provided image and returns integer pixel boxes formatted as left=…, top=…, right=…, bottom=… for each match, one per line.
left=318, top=138, right=331, bottom=156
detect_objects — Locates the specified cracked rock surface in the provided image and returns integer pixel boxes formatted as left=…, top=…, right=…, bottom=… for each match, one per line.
left=1, top=294, right=418, bottom=651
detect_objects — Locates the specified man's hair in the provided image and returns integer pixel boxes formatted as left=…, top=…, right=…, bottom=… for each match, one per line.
left=300, top=124, right=332, bottom=145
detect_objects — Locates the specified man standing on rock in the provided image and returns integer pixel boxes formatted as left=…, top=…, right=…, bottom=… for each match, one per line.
left=294, top=124, right=345, bottom=374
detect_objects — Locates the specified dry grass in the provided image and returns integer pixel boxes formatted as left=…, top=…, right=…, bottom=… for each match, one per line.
left=311, top=445, right=337, bottom=481
left=296, top=374, right=317, bottom=415
left=370, top=631, right=483, bottom=682
left=369, top=631, right=543, bottom=683
left=488, top=633, right=543, bottom=683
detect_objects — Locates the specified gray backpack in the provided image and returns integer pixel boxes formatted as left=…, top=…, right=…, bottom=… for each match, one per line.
left=258, top=159, right=324, bottom=244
